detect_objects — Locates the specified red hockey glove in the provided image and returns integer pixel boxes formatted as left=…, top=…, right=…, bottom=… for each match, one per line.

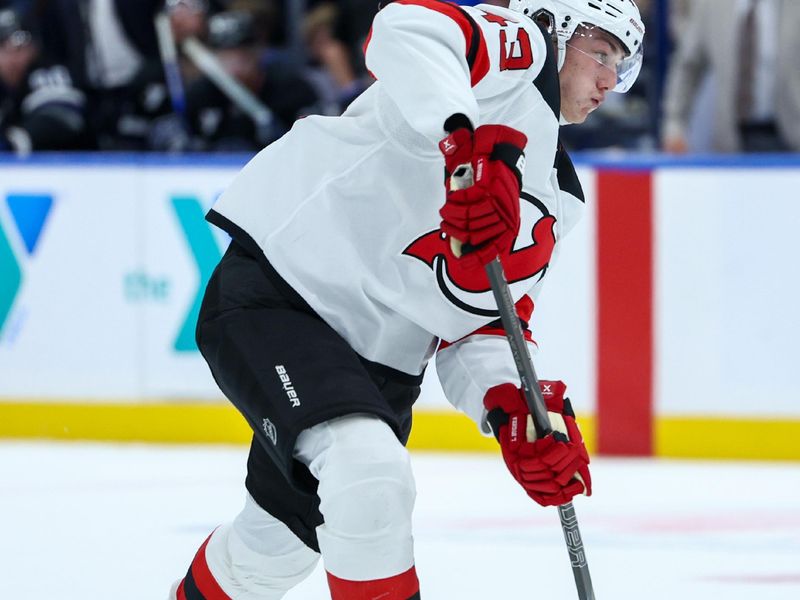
left=438, top=123, right=527, bottom=268
left=484, top=381, right=591, bottom=507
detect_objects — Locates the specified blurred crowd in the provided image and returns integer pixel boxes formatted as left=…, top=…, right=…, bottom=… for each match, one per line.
left=0, top=0, right=377, bottom=154
left=0, top=0, right=798, bottom=156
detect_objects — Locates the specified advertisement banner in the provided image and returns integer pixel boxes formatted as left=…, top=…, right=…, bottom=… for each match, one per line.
left=0, top=165, right=141, bottom=398
left=2, top=157, right=799, bottom=428
left=655, top=168, right=800, bottom=416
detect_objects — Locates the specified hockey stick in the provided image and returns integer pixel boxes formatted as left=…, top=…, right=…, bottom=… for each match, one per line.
left=154, top=12, right=188, bottom=120
left=450, top=165, right=596, bottom=600
left=181, top=36, right=276, bottom=144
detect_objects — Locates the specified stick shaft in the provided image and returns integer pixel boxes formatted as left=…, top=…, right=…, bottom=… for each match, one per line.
left=449, top=165, right=596, bottom=599
left=154, top=13, right=187, bottom=118
left=558, top=502, right=595, bottom=599
left=484, top=258, right=595, bottom=600
left=181, top=37, right=274, bottom=131
left=485, top=259, right=552, bottom=436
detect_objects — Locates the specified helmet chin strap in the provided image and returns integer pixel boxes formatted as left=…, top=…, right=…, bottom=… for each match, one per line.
left=555, top=38, right=568, bottom=128
left=555, top=38, right=567, bottom=72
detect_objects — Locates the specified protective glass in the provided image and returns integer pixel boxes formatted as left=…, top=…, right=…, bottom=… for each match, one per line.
left=566, top=24, right=643, bottom=93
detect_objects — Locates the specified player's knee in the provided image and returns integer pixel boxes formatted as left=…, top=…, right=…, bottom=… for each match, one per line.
left=316, top=416, right=416, bottom=538
left=320, top=453, right=416, bottom=538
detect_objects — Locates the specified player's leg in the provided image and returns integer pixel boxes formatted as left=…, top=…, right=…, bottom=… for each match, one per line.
left=173, top=412, right=421, bottom=600
left=171, top=492, right=319, bottom=600
left=295, top=414, right=420, bottom=599
left=172, top=240, right=418, bottom=598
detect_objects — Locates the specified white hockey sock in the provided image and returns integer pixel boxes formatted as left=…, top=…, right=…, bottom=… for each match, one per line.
left=202, top=494, right=319, bottom=599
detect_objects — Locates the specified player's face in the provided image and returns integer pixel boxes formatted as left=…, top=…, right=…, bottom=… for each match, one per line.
left=0, top=38, right=36, bottom=88
left=216, top=47, right=261, bottom=89
left=559, top=29, right=624, bottom=124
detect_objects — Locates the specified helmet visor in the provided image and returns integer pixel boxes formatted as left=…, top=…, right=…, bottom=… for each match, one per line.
left=568, top=24, right=643, bottom=93
left=614, top=42, right=643, bottom=92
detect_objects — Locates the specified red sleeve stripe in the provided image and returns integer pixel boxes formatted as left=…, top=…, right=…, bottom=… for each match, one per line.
left=373, top=0, right=489, bottom=87
left=475, top=326, right=534, bottom=343
left=438, top=295, right=536, bottom=350
left=515, top=294, right=534, bottom=324
left=361, top=26, right=375, bottom=78
left=438, top=326, right=535, bottom=351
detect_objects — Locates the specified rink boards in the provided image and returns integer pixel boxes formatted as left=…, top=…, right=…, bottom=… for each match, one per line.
left=0, top=153, right=798, bottom=460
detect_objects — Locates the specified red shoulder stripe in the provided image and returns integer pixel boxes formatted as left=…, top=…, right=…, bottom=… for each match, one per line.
left=371, top=0, right=489, bottom=86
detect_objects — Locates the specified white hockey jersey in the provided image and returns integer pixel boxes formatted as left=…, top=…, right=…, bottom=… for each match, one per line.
left=208, top=1, right=585, bottom=431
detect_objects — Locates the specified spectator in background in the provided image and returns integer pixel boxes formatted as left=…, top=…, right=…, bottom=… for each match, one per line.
left=31, top=0, right=225, bottom=150
left=226, top=0, right=297, bottom=84
left=662, top=0, right=800, bottom=153
left=161, top=0, right=216, bottom=111
left=667, top=0, right=691, bottom=40
left=302, top=2, right=370, bottom=114
left=227, top=0, right=281, bottom=47
left=34, top=0, right=172, bottom=149
left=184, top=10, right=319, bottom=151
left=167, top=0, right=211, bottom=45
left=0, top=1, right=33, bottom=14
left=330, top=0, right=378, bottom=74
left=0, top=7, right=91, bottom=153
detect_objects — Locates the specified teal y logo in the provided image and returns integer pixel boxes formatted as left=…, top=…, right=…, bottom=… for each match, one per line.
left=170, top=196, right=224, bottom=352
left=0, top=194, right=53, bottom=339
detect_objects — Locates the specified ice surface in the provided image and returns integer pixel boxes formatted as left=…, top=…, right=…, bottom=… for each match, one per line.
left=1, top=442, right=798, bottom=599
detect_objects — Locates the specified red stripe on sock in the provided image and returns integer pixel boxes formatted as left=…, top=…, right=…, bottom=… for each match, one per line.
left=190, top=534, right=231, bottom=599
left=176, top=580, right=187, bottom=600
left=327, top=566, right=420, bottom=600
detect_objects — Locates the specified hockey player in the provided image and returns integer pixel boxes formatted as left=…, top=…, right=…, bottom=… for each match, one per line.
left=183, top=11, right=320, bottom=151
left=0, top=8, right=91, bottom=154
left=171, top=1, right=644, bottom=598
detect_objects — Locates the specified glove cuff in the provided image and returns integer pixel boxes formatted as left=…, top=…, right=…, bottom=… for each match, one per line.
left=489, top=142, right=525, bottom=188
left=483, top=383, right=528, bottom=440
left=485, top=407, right=509, bottom=441
left=471, top=125, right=527, bottom=188
left=443, top=113, right=474, bottom=134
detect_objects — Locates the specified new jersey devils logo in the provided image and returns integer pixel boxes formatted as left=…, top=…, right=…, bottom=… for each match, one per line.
left=403, top=193, right=557, bottom=316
